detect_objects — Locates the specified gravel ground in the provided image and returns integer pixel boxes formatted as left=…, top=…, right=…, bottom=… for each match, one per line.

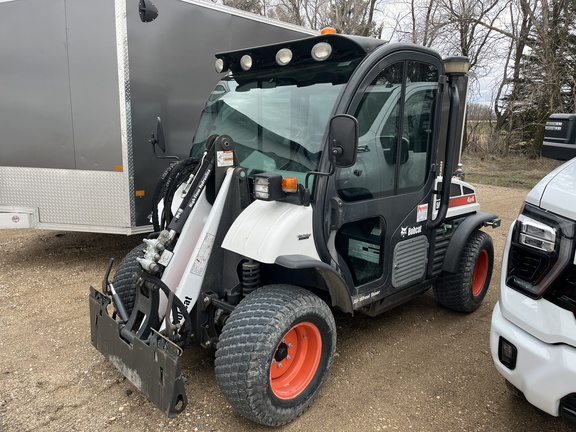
left=0, top=184, right=574, bottom=432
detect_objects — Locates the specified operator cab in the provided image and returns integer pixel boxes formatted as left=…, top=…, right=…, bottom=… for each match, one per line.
left=192, top=33, right=466, bottom=314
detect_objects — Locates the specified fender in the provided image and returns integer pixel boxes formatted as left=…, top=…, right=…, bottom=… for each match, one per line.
left=222, top=200, right=354, bottom=313
left=442, top=211, right=501, bottom=273
left=274, top=255, right=354, bottom=314
left=222, top=200, right=321, bottom=263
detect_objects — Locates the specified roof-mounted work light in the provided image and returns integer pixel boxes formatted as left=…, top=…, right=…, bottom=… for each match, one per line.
left=215, top=58, right=228, bottom=73
left=275, top=48, right=293, bottom=66
left=240, top=54, right=253, bottom=71
left=311, top=42, right=332, bottom=61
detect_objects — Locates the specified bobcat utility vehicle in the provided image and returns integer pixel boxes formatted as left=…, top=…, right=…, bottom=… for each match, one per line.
left=90, top=29, right=500, bottom=426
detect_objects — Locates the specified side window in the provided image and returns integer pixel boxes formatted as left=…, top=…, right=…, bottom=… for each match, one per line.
left=399, top=62, right=438, bottom=189
left=336, top=61, right=438, bottom=201
left=336, top=62, right=403, bottom=201
left=335, top=217, right=384, bottom=285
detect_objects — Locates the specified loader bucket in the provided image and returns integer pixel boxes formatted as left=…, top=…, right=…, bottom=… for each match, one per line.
left=89, top=286, right=187, bottom=417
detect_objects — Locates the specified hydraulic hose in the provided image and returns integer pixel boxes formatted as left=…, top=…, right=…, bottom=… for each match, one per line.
left=151, top=157, right=200, bottom=231
left=139, top=271, right=193, bottom=348
left=151, top=162, right=177, bottom=231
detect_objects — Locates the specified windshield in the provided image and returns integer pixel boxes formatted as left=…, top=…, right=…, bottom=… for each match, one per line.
left=192, top=59, right=362, bottom=183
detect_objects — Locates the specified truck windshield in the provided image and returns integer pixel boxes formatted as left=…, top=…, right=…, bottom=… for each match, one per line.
left=192, top=58, right=362, bottom=183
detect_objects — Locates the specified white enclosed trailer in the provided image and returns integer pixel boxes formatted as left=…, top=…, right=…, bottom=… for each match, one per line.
left=0, top=0, right=314, bottom=234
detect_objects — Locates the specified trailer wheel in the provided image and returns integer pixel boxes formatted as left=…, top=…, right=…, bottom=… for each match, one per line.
left=433, top=230, right=493, bottom=312
left=215, top=285, right=336, bottom=426
left=111, top=244, right=144, bottom=315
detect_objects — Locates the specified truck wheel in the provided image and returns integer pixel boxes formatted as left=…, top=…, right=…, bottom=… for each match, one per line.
left=215, top=285, right=336, bottom=426
left=433, top=230, right=493, bottom=312
left=111, top=244, right=144, bottom=315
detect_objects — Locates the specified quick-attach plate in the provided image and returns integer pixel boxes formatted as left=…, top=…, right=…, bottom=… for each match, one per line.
left=89, top=287, right=187, bottom=417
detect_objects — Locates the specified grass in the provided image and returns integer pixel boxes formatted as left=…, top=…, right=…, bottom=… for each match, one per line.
left=460, top=154, right=565, bottom=190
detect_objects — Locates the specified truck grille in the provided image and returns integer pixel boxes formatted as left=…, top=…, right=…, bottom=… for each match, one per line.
left=560, top=393, right=576, bottom=423
left=508, top=246, right=549, bottom=284
left=544, top=265, right=576, bottom=318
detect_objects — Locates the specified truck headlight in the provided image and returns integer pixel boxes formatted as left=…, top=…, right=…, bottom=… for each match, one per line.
left=517, top=214, right=557, bottom=253
left=507, top=203, right=575, bottom=299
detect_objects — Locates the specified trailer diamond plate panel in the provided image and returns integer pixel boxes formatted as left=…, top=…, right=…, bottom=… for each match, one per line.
left=0, top=167, right=132, bottom=230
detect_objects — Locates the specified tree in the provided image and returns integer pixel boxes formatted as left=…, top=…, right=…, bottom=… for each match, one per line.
left=225, top=0, right=383, bottom=36
left=326, top=0, right=383, bottom=36
left=223, top=0, right=264, bottom=15
left=494, top=0, right=576, bottom=156
left=384, top=0, right=444, bottom=46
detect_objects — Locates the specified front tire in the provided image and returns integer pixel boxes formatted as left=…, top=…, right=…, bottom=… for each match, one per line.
left=112, top=244, right=144, bottom=315
left=433, top=230, right=494, bottom=312
left=215, top=285, right=336, bottom=426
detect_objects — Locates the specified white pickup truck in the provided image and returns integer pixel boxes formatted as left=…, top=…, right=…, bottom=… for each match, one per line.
left=490, top=126, right=576, bottom=422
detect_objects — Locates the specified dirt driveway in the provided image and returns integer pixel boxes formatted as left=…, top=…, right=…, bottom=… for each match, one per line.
left=0, top=184, right=573, bottom=432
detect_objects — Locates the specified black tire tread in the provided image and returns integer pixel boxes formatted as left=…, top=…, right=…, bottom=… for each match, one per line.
left=111, top=244, right=144, bottom=314
left=215, top=285, right=336, bottom=426
left=433, top=230, right=493, bottom=312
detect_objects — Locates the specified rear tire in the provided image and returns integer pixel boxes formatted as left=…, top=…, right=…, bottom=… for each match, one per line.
left=215, top=285, right=336, bottom=426
left=433, top=230, right=493, bottom=312
left=112, top=244, right=144, bottom=315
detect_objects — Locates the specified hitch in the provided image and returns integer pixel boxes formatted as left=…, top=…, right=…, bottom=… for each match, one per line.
left=89, top=286, right=187, bottom=417
left=483, top=218, right=501, bottom=229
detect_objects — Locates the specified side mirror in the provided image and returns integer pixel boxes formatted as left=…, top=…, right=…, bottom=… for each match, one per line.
left=329, top=114, right=358, bottom=168
left=139, top=0, right=159, bottom=23
left=149, top=117, right=178, bottom=161
left=151, top=116, right=166, bottom=153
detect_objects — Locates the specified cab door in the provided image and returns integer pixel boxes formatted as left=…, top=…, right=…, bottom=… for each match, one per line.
left=327, top=53, right=443, bottom=310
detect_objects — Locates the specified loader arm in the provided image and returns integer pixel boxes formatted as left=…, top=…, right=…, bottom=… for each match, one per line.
left=89, top=135, right=244, bottom=416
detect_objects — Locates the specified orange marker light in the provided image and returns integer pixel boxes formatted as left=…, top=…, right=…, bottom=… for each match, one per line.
left=282, top=177, right=298, bottom=193
left=321, top=27, right=337, bottom=35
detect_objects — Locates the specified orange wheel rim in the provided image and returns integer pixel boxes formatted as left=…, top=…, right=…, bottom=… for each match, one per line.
left=472, top=249, right=489, bottom=297
left=270, top=322, right=322, bottom=400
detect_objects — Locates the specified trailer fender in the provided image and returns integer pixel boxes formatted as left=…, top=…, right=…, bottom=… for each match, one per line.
left=274, top=255, right=353, bottom=314
left=442, top=212, right=500, bottom=274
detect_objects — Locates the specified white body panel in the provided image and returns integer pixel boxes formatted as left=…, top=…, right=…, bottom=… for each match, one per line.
left=490, top=302, right=576, bottom=417
left=526, top=157, right=576, bottom=220
left=433, top=177, right=481, bottom=218
left=222, top=200, right=321, bottom=263
left=158, top=188, right=212, bottom=313
left=490, top=158, right=576, bottom=418
left=172, top=169, right=235, bottom=317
